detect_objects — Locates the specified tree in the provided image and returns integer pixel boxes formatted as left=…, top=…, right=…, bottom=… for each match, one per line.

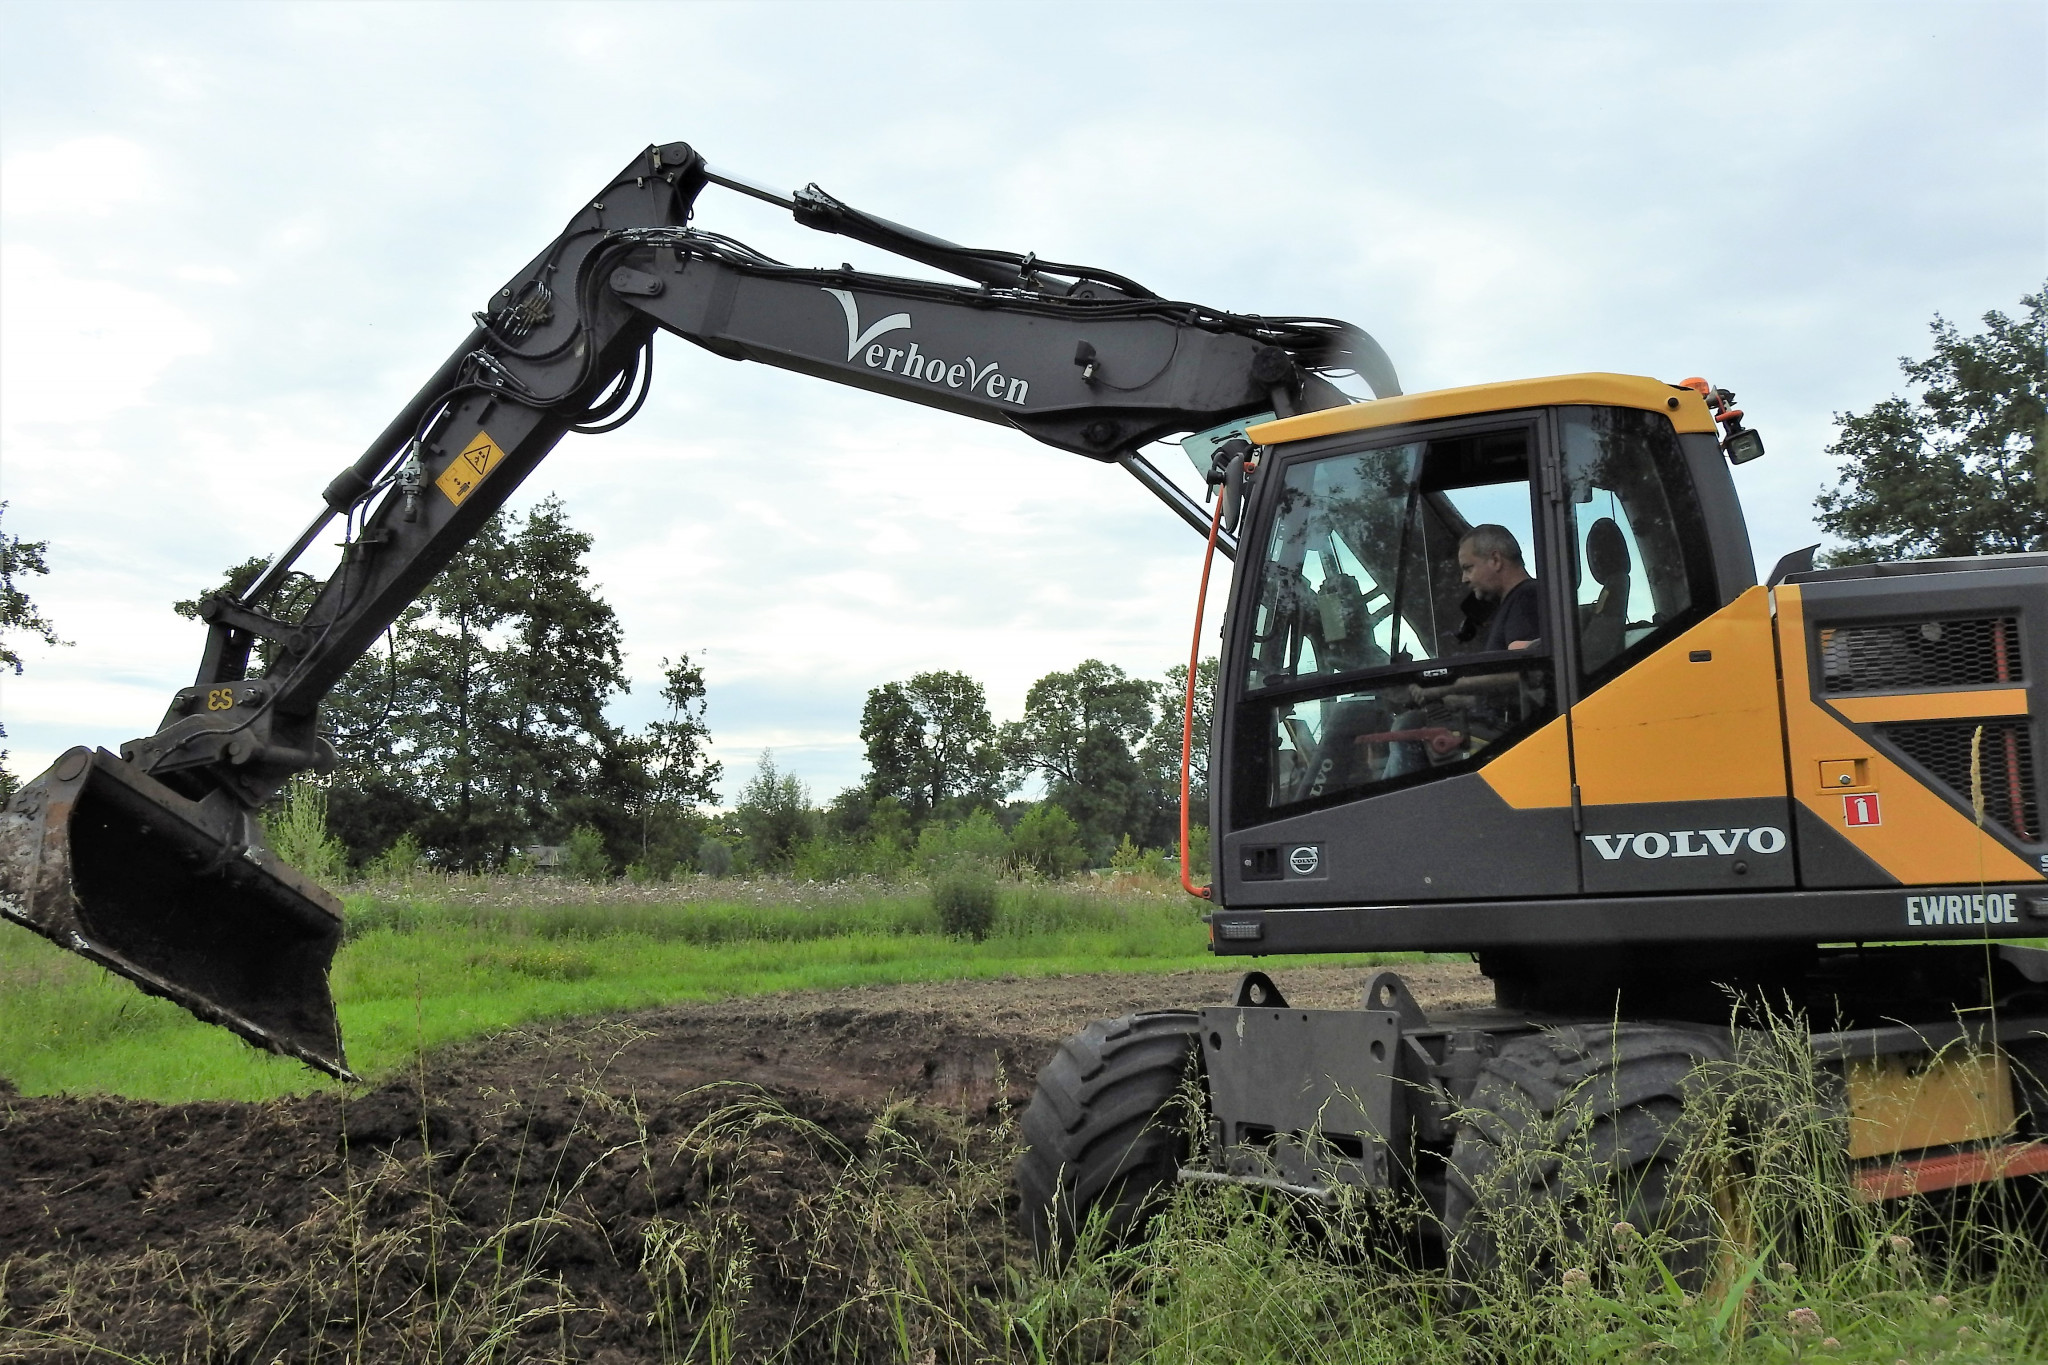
left=482, top=497, right=635, bottom=862
left=1138, top=656, right=1219, bottom=844
left=0, top=503, right=67, bottom=800
left=629, top=653, right=723, bottom=873
left=176, top=497, right=642, bottom=870
left=1816, top=285, right=2046, bottom=565
left=1002, top=659, right=1157, bottom=859
left=859, top=670, right=1008, bottom=824
left=734, top=749, right=813, bottom=870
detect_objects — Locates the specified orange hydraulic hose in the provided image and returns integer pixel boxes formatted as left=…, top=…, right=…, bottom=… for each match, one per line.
left=1180, top=476, right=1230, bottom=900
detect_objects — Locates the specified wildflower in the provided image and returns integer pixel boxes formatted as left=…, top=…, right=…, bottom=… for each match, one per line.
left=1786, top=1307, right=1823, bottom=1335
left=1929, top=1294, right=1951, bottom=1315
left=1561, top=1268, right=1591, bottom=1291
left=1777, top=1260, right=1797, bottom=1275
left=1611, top=1220, right=1637, bottom=1240
left=1887, top=1234, right=1912, bottom=1255
left=1821, top=1339, right=1840, bottom=1349
left=1957, top=1325, right=1972, bottom=1338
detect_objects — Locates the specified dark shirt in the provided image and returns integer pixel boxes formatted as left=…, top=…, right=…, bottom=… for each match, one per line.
left=1481, top=577, right=1540, bottom=652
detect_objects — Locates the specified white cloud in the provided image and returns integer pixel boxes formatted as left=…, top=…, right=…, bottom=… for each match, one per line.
left=0, top=134, right=160, bottom=218
left=0, top=245, right=213, bottom=433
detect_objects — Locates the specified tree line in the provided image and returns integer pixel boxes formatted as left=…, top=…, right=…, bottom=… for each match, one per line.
left=170, top=495, right=1217, bottom=878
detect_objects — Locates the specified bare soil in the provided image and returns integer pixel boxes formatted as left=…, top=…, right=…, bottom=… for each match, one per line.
left=0, top=961, right=1488, bottom=1363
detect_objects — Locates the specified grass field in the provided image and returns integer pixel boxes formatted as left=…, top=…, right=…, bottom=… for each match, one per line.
left=2, top=875, right=2044, bottom=1361
left=0, top=874, right=1397, bottom=1103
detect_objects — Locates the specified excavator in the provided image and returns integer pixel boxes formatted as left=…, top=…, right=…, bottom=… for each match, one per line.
left=3, top=142, right=2044, bottom=1274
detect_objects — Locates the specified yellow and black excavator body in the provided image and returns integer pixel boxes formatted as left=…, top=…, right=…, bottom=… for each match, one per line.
left=1204, top=375, right=2044, bottom=966
left=2, top=141, right=2042, bottom=1254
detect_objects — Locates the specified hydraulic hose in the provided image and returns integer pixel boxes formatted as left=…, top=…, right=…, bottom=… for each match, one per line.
left=1180, top=471, right=1231, bottom=901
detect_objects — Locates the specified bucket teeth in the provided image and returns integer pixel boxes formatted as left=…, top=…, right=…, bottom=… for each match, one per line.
left=0, top=747, right=353, bottom=1080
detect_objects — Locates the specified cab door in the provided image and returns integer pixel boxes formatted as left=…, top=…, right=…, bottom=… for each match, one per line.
left=1217, top=413, right=1584, bottom=907
left=1556, top=406, right=1795, bottom=893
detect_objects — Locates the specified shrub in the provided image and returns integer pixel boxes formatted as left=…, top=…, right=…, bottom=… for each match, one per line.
left=263, top=775, right=347, bottom=886
left=1109, top=834, right=1147, bottom=874
left=914, top=809, right=1009, bottom=878
left=697, top=838, right=735, bottom=878
left=790, top=833, right=869, bottom=882
left=563, top=825, right=611, bottom=882
left=369, top=831, right=423, bottom=881
left=1009, top=802, right=1086, bottom=879
left=931, top=869, right=998, bottom=940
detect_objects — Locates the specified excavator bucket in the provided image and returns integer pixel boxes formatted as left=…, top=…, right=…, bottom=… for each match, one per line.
left=0, top=747, right=351, bottom=1079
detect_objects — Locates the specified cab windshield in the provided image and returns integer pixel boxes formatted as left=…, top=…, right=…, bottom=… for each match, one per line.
left=1244, top=427, right=1537, bottom=691
left=1236, top=425, right=1553, bottom=819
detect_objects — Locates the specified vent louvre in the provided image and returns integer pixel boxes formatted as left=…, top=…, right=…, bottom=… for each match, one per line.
left=1877, top=718, right=2039, bottom=844
left=1820, top=617, right=2022, bottom=693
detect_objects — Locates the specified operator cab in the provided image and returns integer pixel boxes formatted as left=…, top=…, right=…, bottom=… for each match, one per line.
left=1215, top=375, right=1755, bottom=908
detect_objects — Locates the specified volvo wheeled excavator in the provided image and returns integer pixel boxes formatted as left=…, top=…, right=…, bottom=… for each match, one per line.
left=3, top=142, right=2044, bottom=1272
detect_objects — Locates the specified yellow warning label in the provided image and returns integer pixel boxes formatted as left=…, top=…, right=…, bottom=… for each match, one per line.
left=435, top=430, right=507, bottom=506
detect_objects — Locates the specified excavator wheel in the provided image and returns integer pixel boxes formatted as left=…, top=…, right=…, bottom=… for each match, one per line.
left=1445, top=1023, right=1732, bottom=1294
left=1017, top=1010, right=1202, bottom=1263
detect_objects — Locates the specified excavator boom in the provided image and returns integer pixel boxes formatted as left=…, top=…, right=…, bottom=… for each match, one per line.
left=0, top=141, right=1397, bottom=1077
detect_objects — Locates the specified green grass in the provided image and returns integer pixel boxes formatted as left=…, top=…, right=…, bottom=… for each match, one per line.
left=0, top=878, right=1402, bottom=1103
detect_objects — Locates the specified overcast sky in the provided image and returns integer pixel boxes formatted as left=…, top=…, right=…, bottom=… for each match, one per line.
left=1, top=0, right=2042, bottom=806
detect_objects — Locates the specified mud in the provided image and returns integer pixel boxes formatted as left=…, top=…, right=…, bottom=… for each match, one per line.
left=0, top=961, right=1488, bottom=1363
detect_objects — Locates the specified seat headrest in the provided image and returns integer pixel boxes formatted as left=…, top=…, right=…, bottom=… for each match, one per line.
left=1586, top=517, right=1632, bottom=586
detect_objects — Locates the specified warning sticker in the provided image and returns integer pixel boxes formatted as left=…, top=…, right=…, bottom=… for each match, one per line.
left=435, top=430, right=507, bottom=506
left=1843, top=793, right=1881, bottom=827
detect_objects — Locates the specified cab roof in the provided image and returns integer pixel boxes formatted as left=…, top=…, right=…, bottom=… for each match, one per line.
left=1245, top=372, right=1718, bottom=446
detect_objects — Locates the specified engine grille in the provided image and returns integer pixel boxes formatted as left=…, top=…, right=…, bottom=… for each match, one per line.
left=1820, top=617, right=2022, bottom=693
left=1878, top=718, right=2039, bottom=844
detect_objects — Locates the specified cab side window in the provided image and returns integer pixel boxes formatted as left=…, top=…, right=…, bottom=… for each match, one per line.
left=1560, top=407, right=1716, bottom=680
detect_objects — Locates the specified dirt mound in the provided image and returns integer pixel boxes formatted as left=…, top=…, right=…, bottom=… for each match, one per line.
left=0, top=962, right=1487, bottom=1362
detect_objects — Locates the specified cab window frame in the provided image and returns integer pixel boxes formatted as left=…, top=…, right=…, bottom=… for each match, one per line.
left=1223, top=410, right=1562, bottom=829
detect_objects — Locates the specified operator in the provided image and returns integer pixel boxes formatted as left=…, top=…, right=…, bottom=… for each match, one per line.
left=1458, top=524, right=1540, bottom=652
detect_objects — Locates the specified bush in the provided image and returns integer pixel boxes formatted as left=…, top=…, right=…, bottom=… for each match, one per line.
left=1009, top=802, right=1086, bottom=879
left=263, top=775, right=347, bottom=886
left=697, top=838, right=734, bottom=878
left=369, top=831, right=423, bottom=881
left=931, top=869, right=998, bottom=941
left=914, top=809, right=1009, bottom=878
left=563, top=825, right=611, bottom=882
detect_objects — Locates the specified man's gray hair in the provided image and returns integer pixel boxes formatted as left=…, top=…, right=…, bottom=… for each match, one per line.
left=1460, top=523, right=1525, bottom=567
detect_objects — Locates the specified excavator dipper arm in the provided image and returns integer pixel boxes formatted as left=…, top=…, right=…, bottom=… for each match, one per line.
left=0, top=141, right=1398, bottom=1079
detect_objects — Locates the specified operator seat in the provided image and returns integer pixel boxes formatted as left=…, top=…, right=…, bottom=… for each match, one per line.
left=1580, top=516, right=1632, bottom=674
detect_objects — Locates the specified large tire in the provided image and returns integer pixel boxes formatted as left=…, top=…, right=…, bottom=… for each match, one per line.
left=1017, top=1010, right=1201, bottom=1262
left=1445, top=1023, right=1731, bottom=1291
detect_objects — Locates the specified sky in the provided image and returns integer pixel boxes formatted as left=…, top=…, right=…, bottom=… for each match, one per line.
left=1, top=0, right=2042, bottom=806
